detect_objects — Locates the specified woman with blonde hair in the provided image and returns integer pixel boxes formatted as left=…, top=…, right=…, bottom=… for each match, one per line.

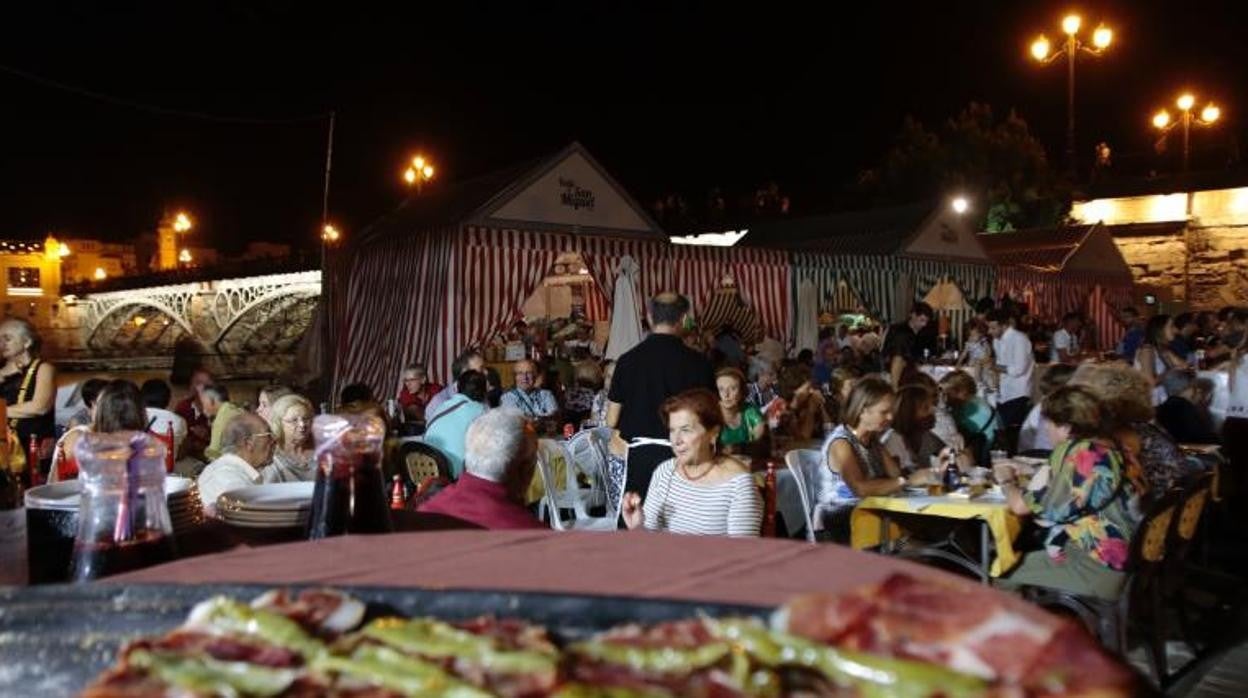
left=264, top=393, right=316, bottom=482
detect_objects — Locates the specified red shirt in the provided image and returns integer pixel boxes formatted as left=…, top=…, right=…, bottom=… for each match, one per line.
left=398, top=383, right=443, bottom=421
left=418, top=473, right=545, bottom=530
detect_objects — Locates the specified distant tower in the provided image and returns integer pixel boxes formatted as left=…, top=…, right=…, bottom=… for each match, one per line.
left=157, top=211, right=193, bottom=270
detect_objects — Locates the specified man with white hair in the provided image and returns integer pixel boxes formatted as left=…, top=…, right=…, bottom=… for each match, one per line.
left=196, top=412, right=277, bottom=513
left=418, top=407, right=544, bottom=529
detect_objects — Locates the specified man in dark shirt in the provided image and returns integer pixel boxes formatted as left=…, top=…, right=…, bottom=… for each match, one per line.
left=1157, top=369, right=1220, bottom=444
left=1169, top=312, right=1197, bottom=362
left=607, top=292, right=716, bottom=498
left=882, top=302, right=934, bottom=387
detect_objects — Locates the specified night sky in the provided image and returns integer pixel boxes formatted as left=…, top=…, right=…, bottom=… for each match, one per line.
left=1, top=1, right=1245, bottom=253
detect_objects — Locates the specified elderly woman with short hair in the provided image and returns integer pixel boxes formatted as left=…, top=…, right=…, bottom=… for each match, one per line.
left=264, top=394, right=316, bottom=482
left=621, top=388, right=762, bottom=537
left=997, top=386, right=1140, bottom=600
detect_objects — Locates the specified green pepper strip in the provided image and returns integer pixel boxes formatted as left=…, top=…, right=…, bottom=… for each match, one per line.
left=550, top=683, right=676, bottom=698
left=127, top=649, right=299, bottom=697
left=567, top=638, right=732, bottom=675
left=361, top=617, right=559, bottom=679
left=313, top=644, right=492, bottom=698
left=191, top=596, right=325, bottom=660
left=704, top=618, right=989, bottom=698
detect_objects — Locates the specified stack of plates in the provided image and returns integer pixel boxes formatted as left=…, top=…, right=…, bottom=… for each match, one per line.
left=216, top=482, right=314, bottom=529
left=166, top=476, right=204, bottom=535
left=24, top=476, right=204, bottom=539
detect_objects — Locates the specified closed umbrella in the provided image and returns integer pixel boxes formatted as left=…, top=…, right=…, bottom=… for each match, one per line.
left=605, top=256, right=643, bottom=360
left=795, top=279, right=819, bottom=354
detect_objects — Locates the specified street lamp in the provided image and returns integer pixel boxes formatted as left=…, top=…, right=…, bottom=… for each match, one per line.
left=1152, top=92, right=1221, bottom=173
left=321, top=223, right=341, bottom=244
left=1029, top=14, right=1114, bottom=177
left=173, top=211, right=193, bottom=233
left=178, top=248, right=193, bottom=267
left=94, top=267, right=107, bottom=281
left=402, top=154, right=436, bottom=193
left=950, top=196, right=970, bottom=215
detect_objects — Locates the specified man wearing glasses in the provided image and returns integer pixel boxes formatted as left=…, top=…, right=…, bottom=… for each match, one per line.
left=397, top=363, right=443, bottom=425
left=501, top=359, right=559, bottom=421
left=196, top=412, right=278, bottom=512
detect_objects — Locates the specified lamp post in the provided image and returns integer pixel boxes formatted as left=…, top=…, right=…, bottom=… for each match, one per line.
left=1030, top=14, right=1113, bottom=178
left=403, top=155, right=435, bottom=194
left=1152, top=93, right=1221, bottom=174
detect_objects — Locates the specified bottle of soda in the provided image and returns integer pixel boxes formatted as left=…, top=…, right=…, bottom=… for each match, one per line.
left=27, top=434, right=42, bottom=488
left=307, top=414, right=392, bottom=539
left=941, top=455, right=962, bottom=494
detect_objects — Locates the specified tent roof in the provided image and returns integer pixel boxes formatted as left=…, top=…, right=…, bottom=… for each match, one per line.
left=977, top=224, right=1133, bottom=281
left=354, top=142, right=663, bottom=249
left=734, top=201, right=935, bottom=254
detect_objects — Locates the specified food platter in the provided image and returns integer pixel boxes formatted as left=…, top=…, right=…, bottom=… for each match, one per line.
left=0, top=583, right=766, bottom=696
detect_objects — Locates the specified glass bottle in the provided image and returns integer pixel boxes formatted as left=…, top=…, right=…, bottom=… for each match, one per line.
left=70, top=432, right=175, bottom=581
left=307, top=413, right=391, bottom=539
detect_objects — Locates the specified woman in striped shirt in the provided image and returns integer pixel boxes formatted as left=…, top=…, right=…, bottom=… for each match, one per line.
left=621, top=388, right=762, bottom=537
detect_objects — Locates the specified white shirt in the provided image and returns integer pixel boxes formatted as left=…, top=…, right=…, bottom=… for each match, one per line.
left=500, top=388, right=558, bottom=417
left=1017, top=404, right=1053, bottom=452
left=993, top=326, right=1035, bottom=403
left=146, top=407, right=187, bottom=458
left=1228, top=354, right=1248, bottom=420
left=197, top=453, right=263, bottom=513
left=1050, top=328, right=1077, bottom=363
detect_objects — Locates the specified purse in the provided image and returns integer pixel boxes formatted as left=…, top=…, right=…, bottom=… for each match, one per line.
left=1016, top=441, right=1126, bottom=552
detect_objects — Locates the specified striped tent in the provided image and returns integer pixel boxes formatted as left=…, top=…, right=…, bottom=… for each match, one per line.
left=669, top=244, right=791, bottom=344
left=698, top=287, right=764, bottom=344
left=980, top=224, right=1135, bottom=351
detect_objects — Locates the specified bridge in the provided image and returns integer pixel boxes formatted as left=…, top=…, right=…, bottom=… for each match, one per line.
left=51, top=256, right=322, bottom=377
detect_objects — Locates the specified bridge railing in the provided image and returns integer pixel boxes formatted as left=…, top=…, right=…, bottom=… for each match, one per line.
left=61, top=253, right=322, bottom=295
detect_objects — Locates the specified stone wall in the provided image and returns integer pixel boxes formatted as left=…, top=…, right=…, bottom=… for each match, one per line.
left=1112, top=224, right=1248, bottom=310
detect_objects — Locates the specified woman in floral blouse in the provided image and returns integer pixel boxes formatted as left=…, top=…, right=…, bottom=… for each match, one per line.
left=996, top=385, right=1141, bottom=600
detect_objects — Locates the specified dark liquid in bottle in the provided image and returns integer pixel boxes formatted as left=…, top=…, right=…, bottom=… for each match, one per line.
left=942, top=462, right=962, bottom=493
left=307, top=451, right=392, bottom=539
left=70, top=531, right=176, bottom=581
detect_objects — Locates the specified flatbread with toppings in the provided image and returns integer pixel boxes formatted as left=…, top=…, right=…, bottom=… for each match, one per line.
left=82, top=575, right=1140, bottom=697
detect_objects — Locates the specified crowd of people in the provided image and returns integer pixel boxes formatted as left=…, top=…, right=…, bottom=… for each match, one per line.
left=9, top=290, right=1248, bottom=604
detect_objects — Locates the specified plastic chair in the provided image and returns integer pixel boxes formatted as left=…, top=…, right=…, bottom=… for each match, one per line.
left=540, top=431, right=624, bottom=531
left=400, top=441, right=451, bottom=497
left=534, top=449, right=567, bottom=531
left=1022, top=490, right=1180, bottom=685
left=783, top=449, right=824, bottom=543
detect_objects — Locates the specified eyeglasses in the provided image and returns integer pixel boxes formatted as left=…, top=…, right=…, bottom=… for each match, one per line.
left=403, top=376, right=424, bottom=382
left=282, top=416, right=311, bottom=426
left=248, top=431, right=275, bottom=442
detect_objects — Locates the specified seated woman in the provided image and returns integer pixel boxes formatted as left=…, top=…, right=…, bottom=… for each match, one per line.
left=1072, top=363, right=1198, bottom=499
left=814, top=377, right=930, bottom=538
left=264, top=394, right=316, bottom=482
left=1018, top=364, right=1077, bottom=454
left=51, top=379, right=148, bottom=482
left=882, top=384, right=949, bottom=474
left=621, top=388, right=762, bottom=537
left=715, top=367, right=767, bottom=456
left=939, top=370, right=1000, bottom=467
left=996, top=386, right=1140, bottom=600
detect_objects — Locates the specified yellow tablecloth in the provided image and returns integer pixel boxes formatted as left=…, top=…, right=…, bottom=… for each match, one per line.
left=850, top=495, right=1023, bottom=577
left=526, top=440, right=569, bottom=505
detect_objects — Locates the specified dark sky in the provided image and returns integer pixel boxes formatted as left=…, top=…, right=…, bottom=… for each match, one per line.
left=1, top=1, right=1245, bottom=253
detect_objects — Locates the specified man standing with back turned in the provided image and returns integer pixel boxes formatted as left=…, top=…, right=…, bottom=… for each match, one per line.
left=607, top=293, right=715, bottom=499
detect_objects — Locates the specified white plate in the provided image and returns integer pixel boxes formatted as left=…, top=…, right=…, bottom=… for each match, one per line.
left=217, top=482, right=315, bottom=513
left=26, top=477, right=195, bottom=511
left=221, top=512, right=309, bottom=529
left=218, top=507, right=308, bottom=523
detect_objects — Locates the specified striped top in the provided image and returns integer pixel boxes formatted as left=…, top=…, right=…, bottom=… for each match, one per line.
left=642, top=459, right=762, bottom=537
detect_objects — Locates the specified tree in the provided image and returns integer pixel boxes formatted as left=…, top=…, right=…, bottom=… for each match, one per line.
left=858, top=103, right=1071, bottom=232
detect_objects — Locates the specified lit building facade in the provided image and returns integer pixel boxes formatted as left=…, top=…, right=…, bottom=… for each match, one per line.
left=1071, top=185, right=1248, bottom=311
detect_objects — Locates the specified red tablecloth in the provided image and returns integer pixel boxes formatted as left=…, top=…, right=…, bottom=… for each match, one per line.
left=110, top=530, right=1005, bottom=609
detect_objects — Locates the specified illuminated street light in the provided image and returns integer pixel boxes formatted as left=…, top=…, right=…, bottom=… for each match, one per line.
left=321, top=223, right=341, bottom=243
left=1153, top=92, right=1223, bottom=173
left=58, top=242, right=70, bottom=258
left=1092, top=25, right=1113, bottom=50
left=133, top=316, right=147, bottom=328
left=1029, top=14, right=1115, bottom=177
left=951, top=196, right=970, bottom=215
left=1030, top=35, right=1050, bottom=61
left=402, top=154, right=436, bottom=193
left=173, top=211, right=193, bottom=233
left=94, top=267, right=107, bottom=280
left=178, top=248, right=192, bottom=265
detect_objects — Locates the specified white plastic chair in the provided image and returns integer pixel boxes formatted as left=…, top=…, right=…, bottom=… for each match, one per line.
left=538, top=432, right=622, bottom=531
left=784, top=449, right=825, bottom=543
